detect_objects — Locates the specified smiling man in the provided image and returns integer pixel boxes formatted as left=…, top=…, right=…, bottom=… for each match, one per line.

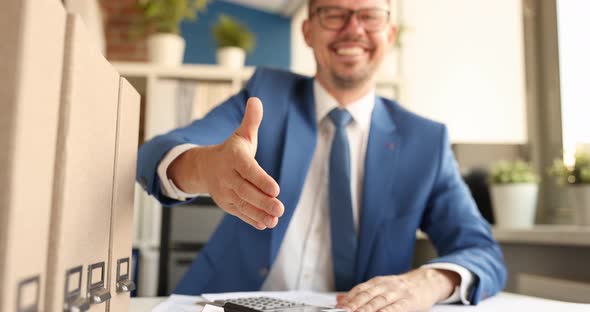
left=136, top=0, right=507, bottom=311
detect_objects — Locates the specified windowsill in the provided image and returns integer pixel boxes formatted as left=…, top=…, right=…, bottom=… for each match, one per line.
left=417, top=225, right=590, bottom=247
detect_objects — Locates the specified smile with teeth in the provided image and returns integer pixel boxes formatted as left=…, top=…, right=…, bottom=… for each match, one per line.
left=336, top=47, right=365, bottom=56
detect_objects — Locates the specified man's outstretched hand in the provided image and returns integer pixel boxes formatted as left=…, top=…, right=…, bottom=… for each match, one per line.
left=167, top=97, right=284, bottom=230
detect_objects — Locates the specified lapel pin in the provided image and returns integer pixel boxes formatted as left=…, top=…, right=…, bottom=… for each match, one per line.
left=386, top=143, right=395, bottom=150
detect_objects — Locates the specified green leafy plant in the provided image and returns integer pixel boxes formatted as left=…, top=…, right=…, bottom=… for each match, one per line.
left=490, top=160, right=540, bottom=184
left=136, top=0, right=209, bottom=35
left=212, top=14, right=255, bottom=53
left=549, top=152, right=590, bottom=184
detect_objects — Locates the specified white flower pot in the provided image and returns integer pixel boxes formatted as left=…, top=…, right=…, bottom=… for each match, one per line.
left=491, top=183, right=539, bottom=228
left=216, top=47, right=245, bottom=69
left=146, top=33, right=185, bottom=66
left=569, top=185, right=590, bottom=225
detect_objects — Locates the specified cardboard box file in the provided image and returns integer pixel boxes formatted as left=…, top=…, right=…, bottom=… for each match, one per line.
left=0, top=0, right=66, bottom=311
left=45, top=14, right=120, bottom=312
left=106, top=78, right=140, bottom=311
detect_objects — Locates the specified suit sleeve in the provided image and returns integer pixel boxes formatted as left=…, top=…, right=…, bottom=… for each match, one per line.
left=419, top=126, right=507, bottom=304
left=135, top=70, right=265, bottom=207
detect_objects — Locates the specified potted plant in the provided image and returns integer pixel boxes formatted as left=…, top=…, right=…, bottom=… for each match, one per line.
left=212, top=14, right=255, bottom=69
left=489, top=160, right=540, bottom=228
left=549, top=152, right=590, bottom=225
left=137, top=0, right=209, bottom=65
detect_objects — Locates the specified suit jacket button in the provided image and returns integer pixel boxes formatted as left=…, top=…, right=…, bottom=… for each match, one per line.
left=259, top=267, right=269, bottom=277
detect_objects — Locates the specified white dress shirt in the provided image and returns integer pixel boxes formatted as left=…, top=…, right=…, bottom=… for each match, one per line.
left=157, top=80, right=473, bottom=304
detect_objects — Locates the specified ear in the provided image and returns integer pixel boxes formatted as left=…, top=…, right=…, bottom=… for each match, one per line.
left=302, top=19, right=312, bottom=47
left=387, top=25, right=398, bottom=46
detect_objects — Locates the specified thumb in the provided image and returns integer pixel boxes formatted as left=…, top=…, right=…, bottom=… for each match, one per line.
left=235, top=97, right=263, bottom=144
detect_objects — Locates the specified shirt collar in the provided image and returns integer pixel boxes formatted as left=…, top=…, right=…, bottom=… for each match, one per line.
left=313, top=79, right=375, bottom=130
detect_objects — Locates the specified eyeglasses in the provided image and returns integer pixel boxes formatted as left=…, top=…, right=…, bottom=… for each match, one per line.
left=310, top=6, right=391, bottom=32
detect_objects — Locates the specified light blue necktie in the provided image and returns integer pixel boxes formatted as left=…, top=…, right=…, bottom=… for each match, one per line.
left=328, top=108, right=357, bottom=291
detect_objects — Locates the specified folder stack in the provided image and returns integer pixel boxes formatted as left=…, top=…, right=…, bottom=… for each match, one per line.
left=44, top=14, right=120, bottom=312
left=2, top=1, right=142, bottom=310
left=0, top=0, right=66, bottom=311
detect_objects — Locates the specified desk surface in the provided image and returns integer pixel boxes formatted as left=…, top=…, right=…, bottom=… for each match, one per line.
left=131, top=296, right=165, bottom=311
left=130, top=292, right=590, bottom=312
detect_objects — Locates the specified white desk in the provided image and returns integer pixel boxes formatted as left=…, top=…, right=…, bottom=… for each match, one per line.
left=130, top=296, right=165, bottom=311
left=130, top=292, right=590, bottom=312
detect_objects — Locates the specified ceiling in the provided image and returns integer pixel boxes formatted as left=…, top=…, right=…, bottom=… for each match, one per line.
left=223, top=0, right=306, bottom=16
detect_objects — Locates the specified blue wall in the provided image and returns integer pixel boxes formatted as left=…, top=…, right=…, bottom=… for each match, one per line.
left=181, top=1, right=291, bottom=69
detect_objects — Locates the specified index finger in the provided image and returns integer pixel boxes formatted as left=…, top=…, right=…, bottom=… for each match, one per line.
left=235, top=156, right=281, bottom=198
left=339, top=277, right=383, bottom=305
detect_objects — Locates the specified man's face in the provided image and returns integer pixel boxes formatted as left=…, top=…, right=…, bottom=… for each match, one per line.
left=303, top=0, right=396, bottom=89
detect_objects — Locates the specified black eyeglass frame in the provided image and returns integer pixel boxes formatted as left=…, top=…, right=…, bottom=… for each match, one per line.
left=309, top=6, right=391, bottom=32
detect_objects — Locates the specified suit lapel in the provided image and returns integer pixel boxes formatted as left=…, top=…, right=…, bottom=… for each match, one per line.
left=356, top=97, right=400, bottom=281
left=271, top=78, right=317, bottom=264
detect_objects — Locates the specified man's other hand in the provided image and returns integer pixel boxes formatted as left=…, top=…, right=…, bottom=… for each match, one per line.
left=336, top=268, right=460, bottom=312
left=167, top=97, right=284, bottom=230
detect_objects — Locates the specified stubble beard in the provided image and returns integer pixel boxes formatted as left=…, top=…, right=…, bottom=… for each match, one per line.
left=323, top=56, right=380, bottom=90
left=329, top=63, right=375, bottom=89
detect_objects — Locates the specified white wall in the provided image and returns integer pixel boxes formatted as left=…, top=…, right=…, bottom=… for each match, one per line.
left=291, top=3, right=315, bottom=76
left=401, top=0, right=527, bottom=143
left=556, top=0, right=590, bottom=158
left=291, top=0, right=528, bottom=143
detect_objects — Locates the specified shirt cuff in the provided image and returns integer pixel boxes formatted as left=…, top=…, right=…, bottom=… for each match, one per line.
left=421, top=262, right=474, bottom=305
left=157, top=143, right=202, bottom=200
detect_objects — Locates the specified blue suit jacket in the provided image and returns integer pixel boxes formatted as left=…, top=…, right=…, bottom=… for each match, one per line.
left=136, top=67, right=506, bottom=304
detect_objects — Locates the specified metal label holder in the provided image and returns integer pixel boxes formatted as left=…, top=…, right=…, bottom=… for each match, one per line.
left=86, top=262, right=111, bottom=305
left=16, top=275, right=40, bottom=312
left=63, top=265, right=89, bottom=312
left=115, top=257, right=136, bottom=293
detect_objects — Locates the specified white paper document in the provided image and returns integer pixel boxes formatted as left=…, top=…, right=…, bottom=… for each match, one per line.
left=433, top=293, right=590, bottom=312
left=152, top=294, right=206, bottom=312
left=153, top=291, right=338, bottom=312
left=152, top=291, right=590, bottom=312
left=203, top=304, right=226, bottom=312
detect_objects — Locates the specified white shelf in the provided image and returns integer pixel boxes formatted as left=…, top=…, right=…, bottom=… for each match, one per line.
left=132, top=241, right=160, bottom=250
left=417, top=225, right=590, bottom=247
left=112, top=61, right=255, bottom=81
left=113, top=62, right=400, bottom=86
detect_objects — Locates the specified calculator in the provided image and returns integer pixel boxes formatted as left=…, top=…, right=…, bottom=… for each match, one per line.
left=215, top=297, right=345, bottom=312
